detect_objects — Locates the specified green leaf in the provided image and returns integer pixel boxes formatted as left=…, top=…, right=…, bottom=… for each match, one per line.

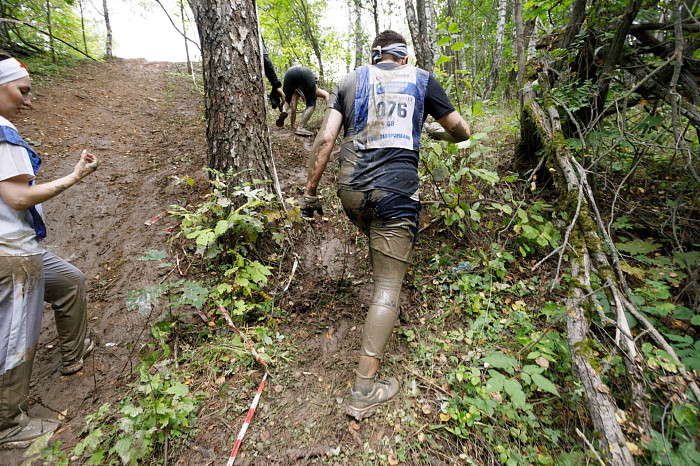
left=674, top=305, right=694, bottom=320
left=198, top=230, right=217, bottom=246
left=503, top=378, right=527, bottom=409
left=121, top=404, right=143, bottom=417
left=180, top=281, right=209, bottom=308
left=436, top=55, right=452, bottom=66
left=531, top=373, right=560, bottom=396
left=137, top=249, right=167, bottom=261
left=166, top=382, right=189, bottom=398
left=522, top=225, right=539, bottom=239
left=451, top=42, right=464, bottom=51
left=430, top=142, right=443, bottom=155
left=691, top=315, right=700, bottom=325
left=448, top=22, right=460, bottom=33
left=485, top=370, right=506, bottom=392
left=214, top=219, right=229, bottom=236
left=615, top=239, right=662, bottom=254
left=482, top=351, right=517, bottom=375
left=112, top=437, right=134, bottom=465
left=437, top=36, right=450, bottom=46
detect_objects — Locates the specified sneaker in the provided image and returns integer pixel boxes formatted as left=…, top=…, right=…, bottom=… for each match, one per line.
left=61, top=338, right=95, bottom=375
left=345, top=377, right=399, bottom=421
left=275, top=111, right=288, bottom=127
left=0, top=417, right=58, bottom=448
left=294, top=127, right=313, bottom=136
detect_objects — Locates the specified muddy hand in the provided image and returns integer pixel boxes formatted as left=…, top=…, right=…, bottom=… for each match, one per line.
left=300, top=195, right=323, bottom=220
left=74, top=149, right=100, bottom=179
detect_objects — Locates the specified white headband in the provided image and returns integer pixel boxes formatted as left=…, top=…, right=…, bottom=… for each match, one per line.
left=371, top=43, right=409, bottom=64
left=0, top=58, right=29, bottom=85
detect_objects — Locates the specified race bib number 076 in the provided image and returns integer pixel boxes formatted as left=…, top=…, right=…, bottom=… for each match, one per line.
left=365, top=92, right=415, bottom=149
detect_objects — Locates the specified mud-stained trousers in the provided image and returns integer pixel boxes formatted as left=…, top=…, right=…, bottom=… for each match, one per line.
left=0, top=252, right=87, bottom=437
left=338, top=189, right=420, bottom=359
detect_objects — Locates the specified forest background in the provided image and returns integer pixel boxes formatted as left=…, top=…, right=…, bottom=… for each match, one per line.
left=1, top=0, right=699, bottom=464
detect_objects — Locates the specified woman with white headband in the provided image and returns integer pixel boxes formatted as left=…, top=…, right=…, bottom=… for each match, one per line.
left=0, top=51, right=99, bottom=447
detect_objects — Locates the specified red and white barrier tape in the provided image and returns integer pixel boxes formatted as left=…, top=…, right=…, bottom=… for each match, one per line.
left=217, top=304, right=269, bottom=466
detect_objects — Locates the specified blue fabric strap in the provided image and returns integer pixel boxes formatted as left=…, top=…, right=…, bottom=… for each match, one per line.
left=0, top=125, right=46, bottom=240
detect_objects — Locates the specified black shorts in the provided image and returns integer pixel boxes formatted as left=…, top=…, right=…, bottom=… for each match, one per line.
left=283, top=66, right=317, bottom=108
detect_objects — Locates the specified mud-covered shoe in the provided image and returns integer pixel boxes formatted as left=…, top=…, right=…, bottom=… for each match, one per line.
left=61, top=338, right=95, bottom=375
left=0, top=417, right=58, bottom=448
left=275, top=111, right=288, bottom=127
left=294, top=127, right=313, bottom=137
left=345, top=377, right=399, bottom=421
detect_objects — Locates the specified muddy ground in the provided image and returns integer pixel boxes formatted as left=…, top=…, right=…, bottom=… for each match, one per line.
left=0, top=59, right=431, bottom=465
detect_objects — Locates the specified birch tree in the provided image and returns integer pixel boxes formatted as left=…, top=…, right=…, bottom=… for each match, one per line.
left=482, top=0, right=507, bottom=99
left=404, top=0, right=437, bottom=71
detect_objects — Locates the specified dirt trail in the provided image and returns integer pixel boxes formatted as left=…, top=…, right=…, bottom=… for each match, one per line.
left=0, top=59, right=410, bottom=465
left=1, top=59, right=209, bottom=464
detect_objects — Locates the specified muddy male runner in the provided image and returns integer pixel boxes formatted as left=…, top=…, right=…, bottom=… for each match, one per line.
left=275, top=66, right=329, bottom=136
left=300, top=30, right=470, bottom=420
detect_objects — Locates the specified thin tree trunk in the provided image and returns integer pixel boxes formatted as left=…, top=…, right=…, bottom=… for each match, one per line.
left=514, top=0, right=525, bottom=89
left=405, top=0, right=436, bottom=71
left=181, top=0, right=192, bottom=74
left=354, top=0, right=363, bottom=68
left=79, top=0, right=88, bottom=55
left=371, top=0, right=379, bottom=37
left=46, top=0, right=56, bottom=63
left=404, top=0, right=422, bottom=66
left=483, top=0, right=507, bottom=99
left=292, top=0, right=325, bottom=85
left=103, top=0, right=113, bottom=59
left=189, top=0, right=275, bottom=187
left=347, top=0, right=354, bottom=72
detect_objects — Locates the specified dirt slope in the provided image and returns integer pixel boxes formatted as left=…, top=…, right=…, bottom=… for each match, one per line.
left=1, top=59, right=209, bottom=464
left=1, top=59, right=411, bottom=465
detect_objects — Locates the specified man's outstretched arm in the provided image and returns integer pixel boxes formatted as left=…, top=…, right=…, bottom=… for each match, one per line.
left=425, top=111, right=471, bottom=143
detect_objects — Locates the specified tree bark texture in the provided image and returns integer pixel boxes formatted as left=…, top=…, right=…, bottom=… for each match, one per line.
left=404, top=0, right=436, bottom=72
left=190, top=0, right=275, bottom=186
left=522, top=84, right=637, bottom=465
left=354, top=0, right=363, bottom=69
left=45, top=0, right=55, bottom=63
left=103, top=0, right=113, bottom=59
left=513, top=0, right=525, bottom=89
left=483, top=0, right=507, bottom=99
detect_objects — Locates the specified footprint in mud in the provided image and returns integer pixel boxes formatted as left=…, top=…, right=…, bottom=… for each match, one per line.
left=321, top=318, right=351, bottom=355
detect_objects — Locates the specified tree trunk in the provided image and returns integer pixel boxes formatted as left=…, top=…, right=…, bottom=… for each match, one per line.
left=404, top=0, right=422, bottom=66
left=370, top=0, right=379, bottom=37
left=354, top=0, right=363, bottom=69
left=45, top=0, right=56, bottom=63
left=513, top=0, right=525, bottom=89
left=483, top=0, right=507, bottom=99
left=190, top=0, right=275, bottom=187
left=103, top=0, right=113, bottom=59
left=346, top=0, right=353, bottom=72
left=405, top=0, right=436, bottom=71
left=181, top=0, right=192, bottom=74
left=79, top=0, right=88, bottom=55
left=522, top=83, right=636, bottom=465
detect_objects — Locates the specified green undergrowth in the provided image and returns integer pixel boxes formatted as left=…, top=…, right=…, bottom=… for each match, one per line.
left=63, top=169, right=293, bottom=465
left=53, top=101, right=698, bottom=464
